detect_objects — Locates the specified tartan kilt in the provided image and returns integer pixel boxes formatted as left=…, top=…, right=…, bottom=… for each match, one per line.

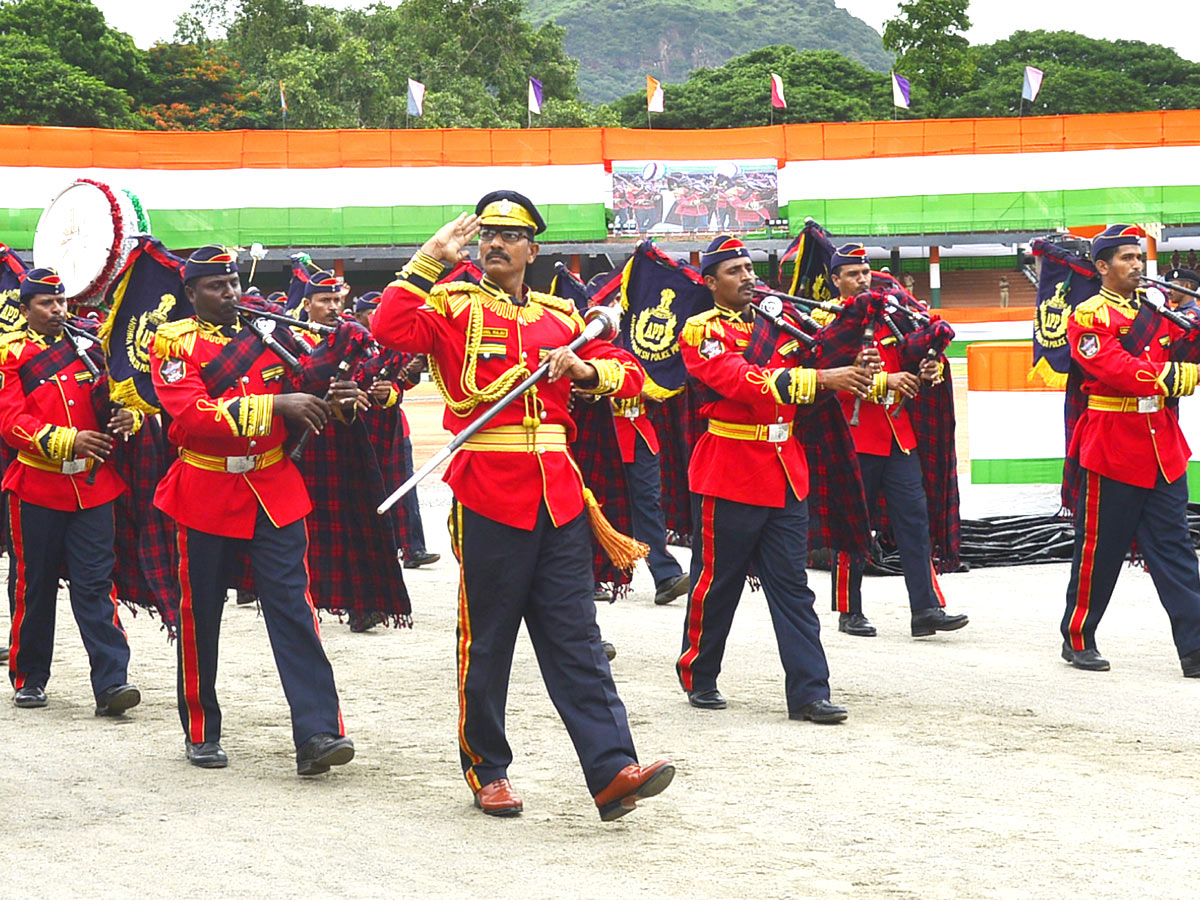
left=361, top=403, right=416, bottom=553
left=292, top=417, right=412, bottom=626
left=798, top=397, right=871, bottom=559
left=569, top=395, right=634, bottom=596
left=645, top=389, right=704, bottom=546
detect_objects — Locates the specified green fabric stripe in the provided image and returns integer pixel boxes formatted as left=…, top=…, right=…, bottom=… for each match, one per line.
left=0, top=203, right=606, bottom=248
left=787, top=184, right=1200, bottom=235
left=973, top=459, right=1200, bottom=501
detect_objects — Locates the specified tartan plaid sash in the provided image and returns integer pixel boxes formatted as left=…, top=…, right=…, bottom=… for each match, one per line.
left=17, top=338, right=89, bottom=395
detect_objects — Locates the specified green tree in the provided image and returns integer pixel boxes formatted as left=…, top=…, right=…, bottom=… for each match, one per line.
left=610, top=46, right=892, bottom=128
left=882, top=0, right=974, bottom=115
left=140, top=43, right=269, bottom=130
left=0, top=32, right=139, bottom=127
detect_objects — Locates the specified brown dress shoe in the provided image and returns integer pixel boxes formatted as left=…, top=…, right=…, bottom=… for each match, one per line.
left=473, top=778, right=523, bottom=817
left=593, top=760, right=675, bottom=822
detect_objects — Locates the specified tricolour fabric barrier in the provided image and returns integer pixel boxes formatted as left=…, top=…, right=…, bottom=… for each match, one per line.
left=967, top=340, right=1200, bottom=500
left=1, top=110, right=1198, bottom=248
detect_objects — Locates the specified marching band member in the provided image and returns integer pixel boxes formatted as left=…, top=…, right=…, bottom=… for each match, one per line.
left=373, top=191, right=674, bottom=822
left=0, top=268, right=141, bottom=714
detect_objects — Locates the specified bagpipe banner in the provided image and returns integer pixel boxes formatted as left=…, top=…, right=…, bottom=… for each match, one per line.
left=619, top=241, right=712, bottom=399
left=97, top=236, right=191, bottom=415
left=0, top=244, right=27, bottom=331
left=781, top=218, right=836, bottom=300
left=1029, top=238, right=1099, bottom=389
left=549, top=265, right=589, bottom=314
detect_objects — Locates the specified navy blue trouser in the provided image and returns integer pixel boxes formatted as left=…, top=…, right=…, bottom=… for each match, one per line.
left=622, top=433, right=683, bottom=586
left=7, top=496, right=128, bottom=698
left=831, top=445, right=941, bottom=615
left=1062, top=468, right=1200, bottom=656
left=175, top=509, right=343, bottom=748
left=678, top=491, right=831, bottom=713
left=399, top=434, right=427, bottom=555
left=449, top=500, right=637, bottom=797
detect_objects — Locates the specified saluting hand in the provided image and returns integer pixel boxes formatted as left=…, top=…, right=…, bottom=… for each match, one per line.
left=422, top=213, right=482, bottom=267
left=818, top=366, right=873, bottom=398
left=276, top=393, right=331, bottom=431
left=75, top=430, right=114, bottom=461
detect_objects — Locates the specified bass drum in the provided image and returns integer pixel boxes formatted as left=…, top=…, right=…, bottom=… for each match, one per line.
left=32, top=179, right=142, bottom=306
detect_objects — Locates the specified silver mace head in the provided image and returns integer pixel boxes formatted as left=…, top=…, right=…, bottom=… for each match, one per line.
left=583, top=304, right=621, bottom=341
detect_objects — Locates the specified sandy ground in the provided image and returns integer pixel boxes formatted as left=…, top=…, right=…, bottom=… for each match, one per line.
left=5, top=384, right=1199, bottom=900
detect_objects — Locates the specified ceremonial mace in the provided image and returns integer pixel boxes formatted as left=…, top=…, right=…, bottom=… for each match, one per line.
left=377, top=304, right=621, bottom=515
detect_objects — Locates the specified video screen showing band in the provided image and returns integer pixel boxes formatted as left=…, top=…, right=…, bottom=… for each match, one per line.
left=610, top=159, right=779, bottom=234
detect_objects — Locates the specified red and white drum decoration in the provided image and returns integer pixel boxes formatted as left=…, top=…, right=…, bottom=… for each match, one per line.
left=32, top=179, right=145, bottom=306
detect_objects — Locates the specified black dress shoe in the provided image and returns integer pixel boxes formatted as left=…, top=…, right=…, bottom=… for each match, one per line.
left=601, top=641, right=617, bottom=661
left=1182, top=649, right=1200, bottom=678
left=402, top=550, right=440, bottom=569
left=911, top=607, right=969, bottom=637
left=186, top=740, right=228, bottom=768
left=235, top=590, right=257, bottom=606
left=654, top=573, right=690, bottom=606
left=838, top=612, right=877, bottom=637
left=0, top=645, right=8, bottom=663
left=297, top=733, right=355, bottom=776
left=1061, top=641, right=1110, bottom=672
left=348, top=611, right=386, bottom=633
left=95, top=683, right=141, bottom=717
left=789, top=698, right=848, bottom=724
left=688, top=689, right=727, bottom=710
left=13, top=685, right=47, bottom=708
left=593, top=587, right=614, bottom=603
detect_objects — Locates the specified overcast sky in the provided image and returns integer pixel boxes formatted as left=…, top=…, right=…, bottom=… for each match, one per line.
left=93, top=0, right=1200, bottom=63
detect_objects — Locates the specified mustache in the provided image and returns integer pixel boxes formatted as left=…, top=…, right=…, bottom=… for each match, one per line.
left=486, top=251, right=510, bottom=261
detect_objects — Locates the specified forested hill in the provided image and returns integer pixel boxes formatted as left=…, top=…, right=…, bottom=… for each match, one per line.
left=525, top=0, right=893, bottom=103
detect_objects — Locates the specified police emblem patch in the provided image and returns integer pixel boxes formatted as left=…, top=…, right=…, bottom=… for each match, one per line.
left=699, top=338, right=723, bottom=359
left=1078, top=333, right=1100, bottom=359
left=160, top=358, right=185, bottom=383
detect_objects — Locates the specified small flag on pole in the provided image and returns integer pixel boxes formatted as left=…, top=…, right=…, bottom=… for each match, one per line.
left=1022, top=66, right=1044, bottom=103
left=891, top=72, right=911, bottom=110
left=407, top=78, right=425, bottom=117
left=279, top=81, right=287, bottom=113
left=528, top=77, right=543, bottom=115
left=647, top=75, right=664, bottom=113
left=770, top=73, right=786, bottom=109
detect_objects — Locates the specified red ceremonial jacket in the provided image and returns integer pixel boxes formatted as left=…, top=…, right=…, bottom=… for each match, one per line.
left=837, top=330, right=917, bottom=456
left=1068, top=288, right=1193, bottom=488
left=0, top=329, right=128, bottom=510
left=611, top=396, right=659, bottom=463
left=680, top=305, right=819, bottom=507
left=373, top=252, right=644, bottom=530
left=151, top=317, right=313, bottom=538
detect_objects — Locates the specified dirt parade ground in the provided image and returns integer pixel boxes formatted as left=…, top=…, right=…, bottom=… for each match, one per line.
left=4, top=391, right=1200, bottom=900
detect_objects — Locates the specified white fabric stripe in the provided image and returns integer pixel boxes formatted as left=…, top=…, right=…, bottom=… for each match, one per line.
left=779, top=145, right=1200, bottom=201
left=952, top=321, right=1031, bottom=343
left=2, top=165, right=606, bottom=211
left=967, top=391, right=1065, bottom=460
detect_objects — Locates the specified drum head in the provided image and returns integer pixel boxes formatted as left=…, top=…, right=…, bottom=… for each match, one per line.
left=33, top=180, right=128, bottom=302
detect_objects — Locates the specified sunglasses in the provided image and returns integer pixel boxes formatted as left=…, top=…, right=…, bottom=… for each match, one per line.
left=479, top=228, right=530, bottom=244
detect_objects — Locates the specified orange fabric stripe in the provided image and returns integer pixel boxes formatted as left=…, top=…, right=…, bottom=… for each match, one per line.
left=3, top=111, right=1198, bottom=170
left=176, top=526, right=206, bottom=743
left=834, top=552, right=851, bottom=613
left=1068, top=471, right=1103, bottom=650
left=930, top=562, right=946, bottom=608
left=678, top=495, right=716, bottom=692
left=452, top=502, right=483, bottom=790
left=107, top=506, right=126, bottom=636
left=8, top=497, right=27, bottom=690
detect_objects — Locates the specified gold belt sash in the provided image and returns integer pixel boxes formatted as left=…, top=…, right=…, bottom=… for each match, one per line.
left=17, top=452, right=92, bottom=475
left=180, top=446, right=284, bottom=473
left=460, top=424, right=569, bottom=454
left=707, top=419, right=794, bottom=442
left=1087, top=395, right=1164, bottom=413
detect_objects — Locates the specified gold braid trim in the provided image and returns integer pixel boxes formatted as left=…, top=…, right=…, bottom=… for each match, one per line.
left=42, top=425, right=77, bottom=460
left=870, top=371, right=890, bottom=402
left=428, top=292, right=532, bottom=416
left=576, top=359, right=627, bottom=396
left=792, top=368, right=818, bottom=404
left=0, top=330, right=26, bottom=366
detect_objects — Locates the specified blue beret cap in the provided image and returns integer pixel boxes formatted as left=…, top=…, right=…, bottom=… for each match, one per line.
left=1091, top=224, right=1143, bottom=258
left=831, top=242, right=870, bottom=272
left=20, top=267, right=65, bottom=301
left=184, top=245, right=238, bottom=283
left=700, top=235, right=751, bottom=276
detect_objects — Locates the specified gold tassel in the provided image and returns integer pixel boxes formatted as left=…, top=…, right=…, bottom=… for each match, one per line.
left=582, top=488, right=649, bottom=572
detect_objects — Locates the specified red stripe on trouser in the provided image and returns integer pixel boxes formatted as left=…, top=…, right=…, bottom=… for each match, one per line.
left=677, top=495, right=716, bottom=692
left=8, top=497, right=27, bottom=690
left=452, top=502, right=483, bottom=791
left=107, top=506, right=126, bottom=635
left=1068, top=472, right=1102, bottom=651
left=834, top=552, right=851, bottom=613
left=176, top=526, right=206, bottom=743
left=299, top=521, right=344, bottom=737
left=930, top=562, right=946, bottom=607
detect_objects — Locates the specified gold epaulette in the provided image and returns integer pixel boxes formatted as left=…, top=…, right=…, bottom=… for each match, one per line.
left=151, top=318, right=200, bottom=359
left=426, top=282, right=479, bottom=317
left=0, top=329, right=26, bottom=365
left=1072, top=294, right=1109, bottom=330
left=681, top=308, right=721, bottom=347
left=530, top=290, right=585, bottom=330
left=810, top=308, right=837, bottom=327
